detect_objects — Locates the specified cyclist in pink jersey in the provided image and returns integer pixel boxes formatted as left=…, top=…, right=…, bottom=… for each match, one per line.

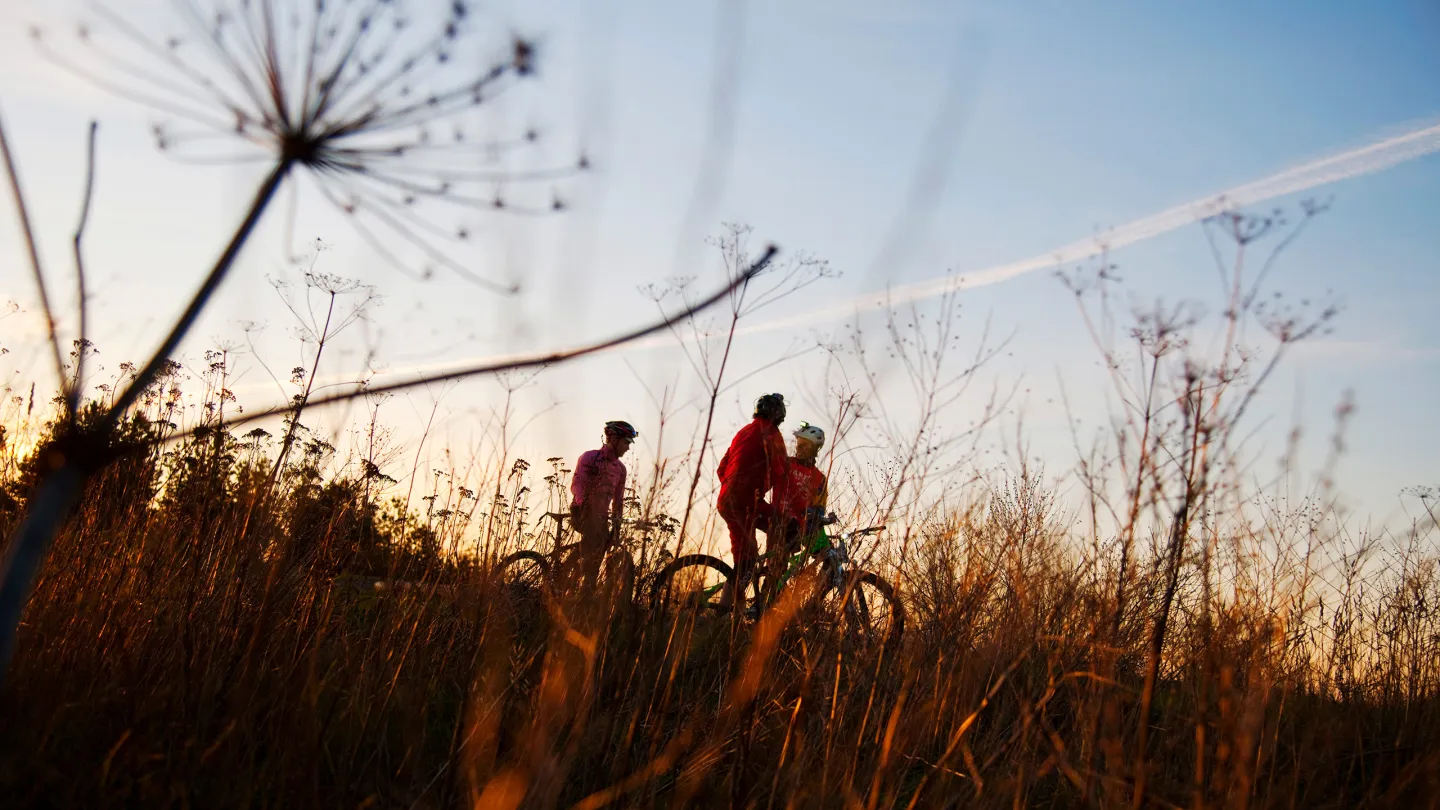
left=570, top=420, right=636, bottom=582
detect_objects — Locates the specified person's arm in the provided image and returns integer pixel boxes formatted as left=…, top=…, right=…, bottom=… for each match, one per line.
left=766, top=429, right=789, bottom=502
left=800, top=470, right=829, bottom=538
left=570, top=452, right=592, bottom=510
left=719, top=423, right=750, bottom=481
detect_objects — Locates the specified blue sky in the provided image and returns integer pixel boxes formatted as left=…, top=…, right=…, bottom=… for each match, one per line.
left=0, top=0, right=1437, bottom=529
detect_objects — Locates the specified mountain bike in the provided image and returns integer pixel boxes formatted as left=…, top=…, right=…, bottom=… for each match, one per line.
left=650, top=517, right=904, bottom=646
left=497, top=511, right=637, bottom=600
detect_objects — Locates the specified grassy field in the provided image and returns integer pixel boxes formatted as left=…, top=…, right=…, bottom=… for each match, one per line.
left=0, top=1, right=1434, bottom=806
left=0, top=378, right=1436, bottom=810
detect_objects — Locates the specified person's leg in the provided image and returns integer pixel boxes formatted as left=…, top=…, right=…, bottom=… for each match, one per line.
left=574, top=515, right=609, bottom=587
left=755, top=503, right=794, bottom=606
left=718, top=498, right=758, bottom=608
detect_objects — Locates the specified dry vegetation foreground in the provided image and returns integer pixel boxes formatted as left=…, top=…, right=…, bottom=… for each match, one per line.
left=0, top=397, right=1437, bottom=810
left=1, top=0, right=1435, bottom=806
left=2, top=214, right=1437, bottom=808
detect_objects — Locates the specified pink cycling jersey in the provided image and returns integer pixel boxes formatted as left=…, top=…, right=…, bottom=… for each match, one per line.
left=571, top=445, right=627, bottom=524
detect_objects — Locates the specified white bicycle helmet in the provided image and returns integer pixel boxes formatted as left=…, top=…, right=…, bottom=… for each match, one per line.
left=793, top=422, right=825, bottom=448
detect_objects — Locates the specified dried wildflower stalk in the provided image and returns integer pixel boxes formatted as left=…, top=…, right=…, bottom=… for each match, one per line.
left=0, top=0, right=777, bottom=678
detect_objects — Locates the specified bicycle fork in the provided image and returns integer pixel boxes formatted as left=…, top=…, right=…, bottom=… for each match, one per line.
left=825, top=548, right=876, bottom=643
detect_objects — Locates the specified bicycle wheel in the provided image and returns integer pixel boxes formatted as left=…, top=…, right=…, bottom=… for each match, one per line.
left=498, top=550, right=549, bottom=591
left=818, top=570, right=904, bottom=646
left=651, top=554, right=734, bottom=613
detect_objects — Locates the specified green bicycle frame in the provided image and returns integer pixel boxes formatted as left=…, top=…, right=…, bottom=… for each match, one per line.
left=702, top=526, right=835, bottom=601
left=769, top=526, right=835, bottom=593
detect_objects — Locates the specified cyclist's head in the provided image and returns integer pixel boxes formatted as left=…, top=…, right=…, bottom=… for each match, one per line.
left=603, top=420, right=637, bottom=455
left=754, top=393, right=786, bottom=425
left=793, top=422, right=825, bottom=462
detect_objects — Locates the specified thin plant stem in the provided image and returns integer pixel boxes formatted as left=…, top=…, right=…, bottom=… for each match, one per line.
left=70, top=121, right=100, bottom=413
left=0, top=157, right=292, bottom=683
left=0, top=107, right=67, bottom=405
left=103, top=159, right=293, bottom=427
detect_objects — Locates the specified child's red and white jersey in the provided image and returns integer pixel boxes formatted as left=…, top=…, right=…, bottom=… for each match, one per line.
left=778, top=459, right=827, bottom=523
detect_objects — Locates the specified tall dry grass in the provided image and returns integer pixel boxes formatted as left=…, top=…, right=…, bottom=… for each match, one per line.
left=3, top=209, right=1439, bottom=809
left=6, top=3, right=1430, bottom=807
left=0, top=352, right=1436, bottom=809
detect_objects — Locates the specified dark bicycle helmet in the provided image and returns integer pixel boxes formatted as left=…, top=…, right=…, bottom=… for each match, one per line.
left=604, top=420, right=638, bottom=440
left=754, top=393, right=786, bottom=423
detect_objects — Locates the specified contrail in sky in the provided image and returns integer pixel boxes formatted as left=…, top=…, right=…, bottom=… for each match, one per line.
left=341, top=118, right=1440, bottom=389
left=740, top=118, right=1440, bottom=336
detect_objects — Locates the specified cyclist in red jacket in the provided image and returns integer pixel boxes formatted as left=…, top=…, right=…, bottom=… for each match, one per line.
left=716, top=393, right=789, bottom=608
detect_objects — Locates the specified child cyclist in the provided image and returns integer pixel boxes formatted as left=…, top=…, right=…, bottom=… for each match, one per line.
left=778, top=423, right=829, bottom=542
left=763, top=422, right=830, bottom=589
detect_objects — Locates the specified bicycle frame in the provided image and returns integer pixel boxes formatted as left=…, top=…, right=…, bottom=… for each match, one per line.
left=766, top=527, right=840, bottom=596
left=656, top=522, right=899, bottom=643
left=763, top=524, right=884, bottom=603
left=702, top=525, right=883, bottom=607
left=531, top=510, right=639, bottom=587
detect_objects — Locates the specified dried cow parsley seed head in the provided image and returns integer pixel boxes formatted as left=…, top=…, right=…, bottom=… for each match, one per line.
left=36, top=0, right=587, bottom=293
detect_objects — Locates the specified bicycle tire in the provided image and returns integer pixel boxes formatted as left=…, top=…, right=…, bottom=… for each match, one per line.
left=817, top=569, right=904, bottom=646
left=498, top=550, right=549, bottom=590
left=650, top=554, right=734, bottom=613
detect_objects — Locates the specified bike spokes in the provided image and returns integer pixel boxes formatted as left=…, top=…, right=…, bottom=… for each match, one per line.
left=825, top=572, right=901, bottom=646
left=499, top=551, right=548, bottom=592
left=848, top=588, right=876, bottom=643
left=654, top=555, right=733, bottom=613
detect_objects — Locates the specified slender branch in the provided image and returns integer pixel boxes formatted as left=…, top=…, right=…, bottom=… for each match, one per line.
left=0, top=465, right=85, bottom=677
left=104, top=159, right=293, bottom=426
left=71, top=121, right=100, bottom=413
left=0, top=106, right=67, bottom=404
left=164, top=245, right=780, bottom=441
left=1244, top=206, right=1322, bottom=310
left=271, top=289, right=339, bottom=486
left=671, top=292, right=742, bottom=558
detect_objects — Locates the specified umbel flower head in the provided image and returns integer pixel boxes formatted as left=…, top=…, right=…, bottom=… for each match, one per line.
left=33, top=0, right=586, bottom=292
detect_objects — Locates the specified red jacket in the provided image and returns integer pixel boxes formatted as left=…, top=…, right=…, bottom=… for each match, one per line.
left=717, top=418, right=788, bottom=507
